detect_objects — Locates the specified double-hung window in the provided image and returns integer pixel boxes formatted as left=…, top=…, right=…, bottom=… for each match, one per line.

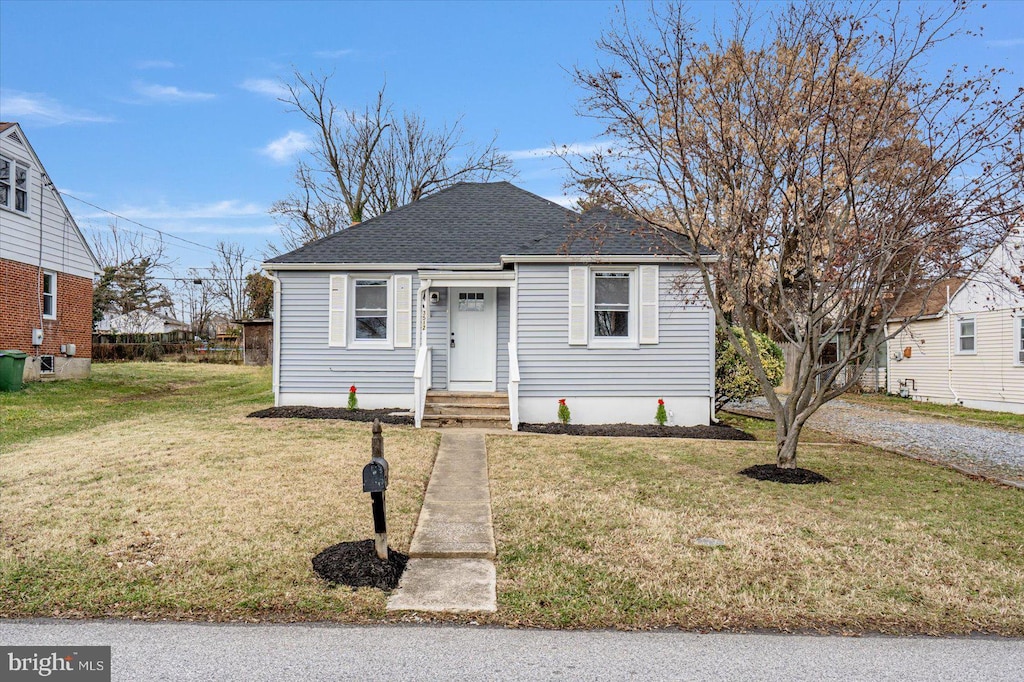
left=593, top=271, right=632, bottom=340
left=353, top=279, right=389, bottom=341
left=42, top=271, right=57, bottom=320
left=0, top=157, right=29, bottom=213
left=957, top=317, right=976, bottom=354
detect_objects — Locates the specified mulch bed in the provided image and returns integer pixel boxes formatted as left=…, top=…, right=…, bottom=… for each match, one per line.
left=311, top=540, right=409, bottom=591
left=517, top=422, right=756, bottom=440
left=248, top=406, right=413, bottom=425
left=738, top=463, right=831, bottom=485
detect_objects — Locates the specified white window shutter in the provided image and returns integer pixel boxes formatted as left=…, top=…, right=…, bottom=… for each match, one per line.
left=329, top=274, right=348, bottom=347
left=394, top=274, right=413, bottom=348
left=639, top=265, right=659, bottom=344
left=568, top=266, right=588, bottom=345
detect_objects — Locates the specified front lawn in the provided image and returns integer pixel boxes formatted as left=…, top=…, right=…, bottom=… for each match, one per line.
left=486, top=434, right=1024, bottom=634
left=0, top=363, right=438, bottom=621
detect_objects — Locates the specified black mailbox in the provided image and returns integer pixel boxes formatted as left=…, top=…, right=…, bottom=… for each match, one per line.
left=362, top=458, right=389, bottom=493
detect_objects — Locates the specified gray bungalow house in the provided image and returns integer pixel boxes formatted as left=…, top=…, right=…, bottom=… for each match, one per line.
left=262, top=181, right=716, bottom=429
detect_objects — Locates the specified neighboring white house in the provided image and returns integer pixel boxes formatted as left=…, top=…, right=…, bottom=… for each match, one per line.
left=887, top=229, right=1024, bottom=413
left=262, top=181, right=718, bottom=429
left=94, top=310, right=189, bottom=335
left=0, top=121, right=100, bottom=381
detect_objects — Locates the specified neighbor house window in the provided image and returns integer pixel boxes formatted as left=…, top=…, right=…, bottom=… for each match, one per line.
left=592, top=270, right=634, bottom=342
left=1017, top=316, right=1024, bottom=365
left=42, top=271, right=56, bottom=320
left=957, top=317, right=975, bottom=354
left=14, top=163, right=28, bottom=213
left=0, top=156, right=10, bottom=209
left=353, top=279, right=389, bottom=341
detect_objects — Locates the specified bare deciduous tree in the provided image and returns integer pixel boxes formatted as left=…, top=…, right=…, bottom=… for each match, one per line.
left=91, top=223, right=175, bottom=327
left=569, top=1, right=1023, bottom=469
left=270, top=73, right=516, bottom=251
left=208, top=241, right=255, bottom=321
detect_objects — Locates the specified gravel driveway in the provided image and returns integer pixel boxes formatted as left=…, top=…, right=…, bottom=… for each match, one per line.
left=731, top=397, right=1024, bottom=485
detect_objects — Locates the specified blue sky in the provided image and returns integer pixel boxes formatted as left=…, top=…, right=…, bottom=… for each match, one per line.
left=2, top=0, right=1022, bottom=276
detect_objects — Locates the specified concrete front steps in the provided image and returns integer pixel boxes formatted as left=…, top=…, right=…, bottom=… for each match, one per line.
left=421, top=391, right=510, bottom=429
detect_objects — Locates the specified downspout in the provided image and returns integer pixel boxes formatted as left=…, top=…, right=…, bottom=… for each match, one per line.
left=945, top=284, right=961, bottom=404
left=265, top=270, right=282, bottom=406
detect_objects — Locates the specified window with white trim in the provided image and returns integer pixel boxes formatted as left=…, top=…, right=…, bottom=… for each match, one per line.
left=957, top=317, right=975, bottom=354
left=593, top=270, right=632, bottom=340
left=0, top=156, right=10, bottom=209
left=42, top=271, right=57, bottom=320
left=1, top=157, right=29, bottom=213
left=353, top=278, right=390, bottom=341
left=568, top=265, right=659, bottom=348
left=1016, top=315, right=1024, bottom=365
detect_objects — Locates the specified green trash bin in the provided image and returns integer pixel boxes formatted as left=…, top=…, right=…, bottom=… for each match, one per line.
left=0, top=350, right=28, bottom=392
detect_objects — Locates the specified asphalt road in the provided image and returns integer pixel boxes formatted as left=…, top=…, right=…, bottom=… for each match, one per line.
left=2, top=620, right=1022, bottom=681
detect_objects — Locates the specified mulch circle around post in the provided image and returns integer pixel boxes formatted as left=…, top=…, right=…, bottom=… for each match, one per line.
left=311, top=540, right=409, bottom=591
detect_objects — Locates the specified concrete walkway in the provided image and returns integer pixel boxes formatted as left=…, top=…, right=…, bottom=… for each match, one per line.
left=387, top=430, right=496, bottom=613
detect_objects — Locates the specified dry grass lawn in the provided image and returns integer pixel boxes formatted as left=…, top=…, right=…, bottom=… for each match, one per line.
left=0, top=363, right=438, bottom=621
left=486, top=434, right=1024, bottom=634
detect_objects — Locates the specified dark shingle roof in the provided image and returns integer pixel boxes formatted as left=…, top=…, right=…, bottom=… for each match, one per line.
left=265, top=182, right=707, bottom=265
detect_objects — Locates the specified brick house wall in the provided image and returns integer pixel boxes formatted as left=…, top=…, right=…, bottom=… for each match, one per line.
left=1, top=256, right=93, bottom=379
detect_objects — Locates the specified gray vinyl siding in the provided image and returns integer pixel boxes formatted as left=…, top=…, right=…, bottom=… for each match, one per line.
left=0, top=133, right=97, bottom=279
left=426, top=288, right=449, bottom=390
left=516, top=263, right=712, bottom=397
left=496, top=287, right=510, bottom=388
left=277, top=270, right=418, bottom=395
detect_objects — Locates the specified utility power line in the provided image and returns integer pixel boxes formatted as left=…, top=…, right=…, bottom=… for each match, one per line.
left=61, top=192, right=265, bottom=265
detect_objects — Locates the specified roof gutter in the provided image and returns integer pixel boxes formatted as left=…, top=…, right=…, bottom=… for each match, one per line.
left=500, top=254, right=719, bottom=265
left=260, top=261, right=504, bottom=271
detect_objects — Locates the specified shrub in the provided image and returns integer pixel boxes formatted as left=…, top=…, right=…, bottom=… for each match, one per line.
left=142, top=342, right=164, bottom=362
left=715, top=327, right=784, bottom=410
left=655, top=398, right=667, bottom=426
left=557, top=398, right=571, bottom=425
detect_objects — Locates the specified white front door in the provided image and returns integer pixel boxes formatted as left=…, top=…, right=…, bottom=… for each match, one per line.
left=449, top=288, right=497, bottom=392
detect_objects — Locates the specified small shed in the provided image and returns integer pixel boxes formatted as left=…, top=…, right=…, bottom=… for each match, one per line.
left=235, top=319, right=274, bottom=366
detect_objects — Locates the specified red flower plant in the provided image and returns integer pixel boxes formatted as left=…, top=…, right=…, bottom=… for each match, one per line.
left=347, top=384, right=358, bottom=409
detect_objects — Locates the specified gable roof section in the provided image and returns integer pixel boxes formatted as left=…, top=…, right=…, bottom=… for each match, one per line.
left=265, top=182, right=708, bottom=267
left=888, top=277, right=965, bottom=321
left=0, top=122, right=102, bottom=273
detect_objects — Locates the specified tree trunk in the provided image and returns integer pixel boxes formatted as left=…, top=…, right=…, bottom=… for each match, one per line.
left=775, top=419, right=804, bottom=469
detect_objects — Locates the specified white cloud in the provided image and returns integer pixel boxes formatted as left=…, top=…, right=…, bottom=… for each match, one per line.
left=315, top=48, right=355, bottom=59
left=986, top=38, right=1024, bottom=48
left=240, top=78, right=290, bottom=99
left=261, top=131, right=312, bottom=163
left=79, top=200, right=265, bottom=222
left=506, top=142, right=606, bottom=160
left=133, top=82, right=216, bottom=103
left=0, top=90, right=113, bottom=125
left=136, top=60, right=176, bottom=70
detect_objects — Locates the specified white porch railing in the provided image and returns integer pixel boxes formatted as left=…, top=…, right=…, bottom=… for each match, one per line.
left=507, top=341, right=520, bottom=431
left=413, top=345, right=432, bottom=428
